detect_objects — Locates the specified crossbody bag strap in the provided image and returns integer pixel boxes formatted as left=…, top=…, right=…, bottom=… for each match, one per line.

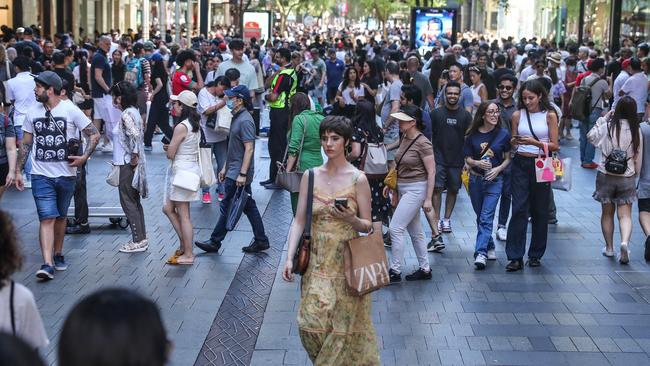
left=396, top=133, right=422, bottom=168
left=588, top=77, right=603, bottom=111
left=525, top=108, right=540, bottom=142
left=474, top=129, right=499, bottom=160
left=295, top=116, right=308, bottom=171
left=10, top=280, right=15, bottom=336
left=45, top=105, right=69, bottom=145
left=304, top=169, right=314, bottom=237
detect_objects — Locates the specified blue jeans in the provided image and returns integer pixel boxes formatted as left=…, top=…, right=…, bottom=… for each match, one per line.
left=14, top=127, right=32, bottom=179
left=202, top=140, right=228, bottom=194
left=31, top=174, right=76, bottom=221
left=579, top=107, right=602, bottom=164
left=209, top=178, right=268, bottom=244
left=468, top=175, right=501, bottom=256
left=497, top=164, right=512, bottom=227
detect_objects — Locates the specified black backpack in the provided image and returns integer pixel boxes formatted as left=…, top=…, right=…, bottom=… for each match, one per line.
left=604, top=126, right=631, bottom=175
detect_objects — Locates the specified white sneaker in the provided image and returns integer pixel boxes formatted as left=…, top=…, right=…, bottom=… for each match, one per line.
left=474, top=253, right=487, bottom=270
left=487, top=249, right=497, bottom=260
left=496, top=227, right=507, bottom=241
left=102, top=142, right=113, bottom=153
left=619, top=243, right=630, bottom=264
left=119, top=239, right=149, bottom=253
left=96, top=141, right=105, bottom=152
left=602, top=247, right=615, bottom=257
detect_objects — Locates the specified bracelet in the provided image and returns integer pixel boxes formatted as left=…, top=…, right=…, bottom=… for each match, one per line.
left=238, top=172, right=247, bottom=177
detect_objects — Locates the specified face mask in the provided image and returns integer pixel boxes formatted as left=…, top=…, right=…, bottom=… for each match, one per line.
left=226, top=99, right=235, bottom=109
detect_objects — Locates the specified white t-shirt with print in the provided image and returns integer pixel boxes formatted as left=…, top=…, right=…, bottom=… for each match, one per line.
left=23, top=100, right=92, bottom=178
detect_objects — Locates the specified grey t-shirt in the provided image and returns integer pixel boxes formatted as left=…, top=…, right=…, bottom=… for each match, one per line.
left=381, top=79, right=403, bottom=137
left=226, top=109, right=256, bottom=184
left=310, top=58, right=326, bottom=86
left=638, top=123, right=650, bottom=199
left=0, top=114, right=15, bottom=165
left=216, top=59, right=259, bottom=91
left=582, top=73, right=609, bottom=110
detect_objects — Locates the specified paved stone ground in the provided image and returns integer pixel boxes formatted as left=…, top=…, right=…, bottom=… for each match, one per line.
left=4, top=130, right=650, bottom=366
left=254, top=136, right=650, bottom=366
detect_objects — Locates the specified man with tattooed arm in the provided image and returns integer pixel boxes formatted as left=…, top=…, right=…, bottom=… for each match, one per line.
left=14, top=71, right=100, bottom=280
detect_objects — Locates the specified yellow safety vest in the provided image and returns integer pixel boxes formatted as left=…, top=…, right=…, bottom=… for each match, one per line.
left=269, top=68, right=297, bottom=109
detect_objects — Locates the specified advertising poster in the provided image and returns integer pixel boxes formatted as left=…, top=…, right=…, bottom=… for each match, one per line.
left=243, top=11, right=271, bottom=43
left=411, top=8, right=456, bottom=52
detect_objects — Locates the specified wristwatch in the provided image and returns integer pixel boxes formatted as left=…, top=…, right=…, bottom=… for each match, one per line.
left=238, top=172, right=247, bottom=177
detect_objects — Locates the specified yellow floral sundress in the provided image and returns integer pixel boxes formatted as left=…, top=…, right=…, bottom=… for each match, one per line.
left=297, top=172, right=380, bottom=366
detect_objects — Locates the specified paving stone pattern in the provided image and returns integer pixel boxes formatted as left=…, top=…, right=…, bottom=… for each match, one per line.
left=194, top=191, right=292, bottom=366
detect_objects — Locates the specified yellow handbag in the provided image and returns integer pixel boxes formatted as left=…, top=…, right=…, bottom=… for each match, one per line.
left=461, top=168, right=470, bottom=192
left=383, top=134, right=422, bottom=191
left=384, top=168, right=397, bottom=190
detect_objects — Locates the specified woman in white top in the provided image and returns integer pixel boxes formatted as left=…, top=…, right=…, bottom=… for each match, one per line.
left=0, top=210, right=49, bottom=350
left=110, top=81, right=149, bottom=254
left=163, top=90, right=201, bottom=265
left=468, top=66, right=487, bottom=115
left=588, top=96, right=642, bottom=263
left=505, top=80, right=559, bottom=272
left=336, top=66, right=365, bottom=119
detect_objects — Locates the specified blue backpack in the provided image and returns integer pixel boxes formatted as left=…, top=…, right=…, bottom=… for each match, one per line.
left=125, top=57, right=144, bottom=87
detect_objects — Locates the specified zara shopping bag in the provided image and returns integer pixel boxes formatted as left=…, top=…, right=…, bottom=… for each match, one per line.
left=343, top=230, right=390, bottom=296
left=225, top=187, right=250, bottom=231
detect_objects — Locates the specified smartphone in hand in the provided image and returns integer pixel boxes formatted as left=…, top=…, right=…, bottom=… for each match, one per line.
left=334, top=197, right=349, bottom=210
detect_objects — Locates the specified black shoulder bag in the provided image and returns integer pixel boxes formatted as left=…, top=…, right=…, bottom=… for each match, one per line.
left=10, top=280, right=16, bottom=336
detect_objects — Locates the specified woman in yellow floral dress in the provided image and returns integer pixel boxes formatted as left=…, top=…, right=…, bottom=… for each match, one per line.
left=282, top=115, right=380, bottom=365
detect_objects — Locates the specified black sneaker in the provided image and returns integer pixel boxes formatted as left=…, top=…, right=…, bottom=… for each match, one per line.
left=527, top=257, right=541, bottom=267
left=388, top=268, right=401, bottom=283
left=53, top=254, right=68, bottom=271
left=195, top=239, right=222, bottom=253
left=66, top=223, right=90, bottom=235
left=259, top=179, right=273, bottom=186
left=36, top=264, right=54, bottom=280
left=383, top=232, right=392, bottom=248
left=242, top=239, right=270, bottom=253
left=645, top=236, right=650, bottom=262
left=405, top=268, right=432, bottom=281
left=427, top=235, right=445, bottom=252
left=506, top=259, right=524, bottom=272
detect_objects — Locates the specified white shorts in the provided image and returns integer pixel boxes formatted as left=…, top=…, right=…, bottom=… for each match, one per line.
left=93, top=95, right=121, bottom=124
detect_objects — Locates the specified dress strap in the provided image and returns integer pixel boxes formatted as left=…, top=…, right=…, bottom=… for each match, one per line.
left=352, top=170, right=363, bottom=184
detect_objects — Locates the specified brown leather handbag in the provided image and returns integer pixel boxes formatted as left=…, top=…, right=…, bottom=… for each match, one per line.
left=292, top=169, right=314, bottom=275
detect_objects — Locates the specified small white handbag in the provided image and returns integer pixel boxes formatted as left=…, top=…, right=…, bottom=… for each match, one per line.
left=172, top=169, right=201, bottom=191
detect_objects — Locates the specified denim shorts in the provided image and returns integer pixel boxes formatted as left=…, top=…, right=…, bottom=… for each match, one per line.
left=31, top=174, right=77, bottom=221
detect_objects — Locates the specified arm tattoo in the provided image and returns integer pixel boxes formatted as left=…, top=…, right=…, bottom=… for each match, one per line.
left=17, top=141, right=32, bottom=171
left=81, top=123, right=100, bottom=157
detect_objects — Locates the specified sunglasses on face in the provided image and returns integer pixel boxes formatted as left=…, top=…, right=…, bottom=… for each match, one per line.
left=497, top=85, right=513, bottom=91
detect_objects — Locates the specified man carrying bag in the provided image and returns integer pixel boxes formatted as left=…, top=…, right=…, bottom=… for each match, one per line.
left=194, top=85, right=270, bottom=253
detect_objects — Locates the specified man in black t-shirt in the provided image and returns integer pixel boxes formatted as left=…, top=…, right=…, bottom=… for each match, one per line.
left=426, top=81, right=472, bottom=242
left=52, top=53, right=75, bottom=97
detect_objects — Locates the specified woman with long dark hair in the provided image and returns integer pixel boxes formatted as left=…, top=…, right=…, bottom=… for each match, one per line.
left=505, top=80, right=559, bottom=271
left=463, top=101, right=511, bottom=269
left=360, top=60, right=379, bottom=103
left=73, top=50, right=93, bottom=114
left=348, top=99, right=390, bottom=235
left=335, top=66, right=364, bottom=119
left=111, top=81, right=149, bottom=254
left=144, top=55, right=172, bottom=149
left=588, top=96, right=642, bottom=263
left=285, top=92, right=324, bottom=213
left=111, top=50, right=126, bottom=85
left=163, top=91, right=201, bottom=265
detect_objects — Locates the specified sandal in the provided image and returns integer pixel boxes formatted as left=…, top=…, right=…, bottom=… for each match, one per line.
left=174, top=249, right=184, bottom=257
left=166, top=256, right=194, bottom=265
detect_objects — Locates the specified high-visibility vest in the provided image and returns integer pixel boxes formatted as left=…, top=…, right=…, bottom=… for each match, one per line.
left=269, top=68, right=297, bottom=109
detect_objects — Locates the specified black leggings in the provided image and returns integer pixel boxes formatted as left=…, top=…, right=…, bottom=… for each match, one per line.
left=144, top=98, right=172, bottom=146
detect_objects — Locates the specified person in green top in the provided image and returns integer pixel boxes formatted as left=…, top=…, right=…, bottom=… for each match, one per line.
left=285, top=92, right=324, bottom=214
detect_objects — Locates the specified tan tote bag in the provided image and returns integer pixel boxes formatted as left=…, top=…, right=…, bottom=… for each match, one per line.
left=343, top=230, right=390, bottom=296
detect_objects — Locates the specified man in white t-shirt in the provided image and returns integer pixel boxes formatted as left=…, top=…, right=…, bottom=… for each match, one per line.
left=612, top=58, right=631, bottom=110
left=15, top=71, right=100, bottom=281
left=620, top=58, right=648, bottom=118
left=6, top=56, right=37, bottom=187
